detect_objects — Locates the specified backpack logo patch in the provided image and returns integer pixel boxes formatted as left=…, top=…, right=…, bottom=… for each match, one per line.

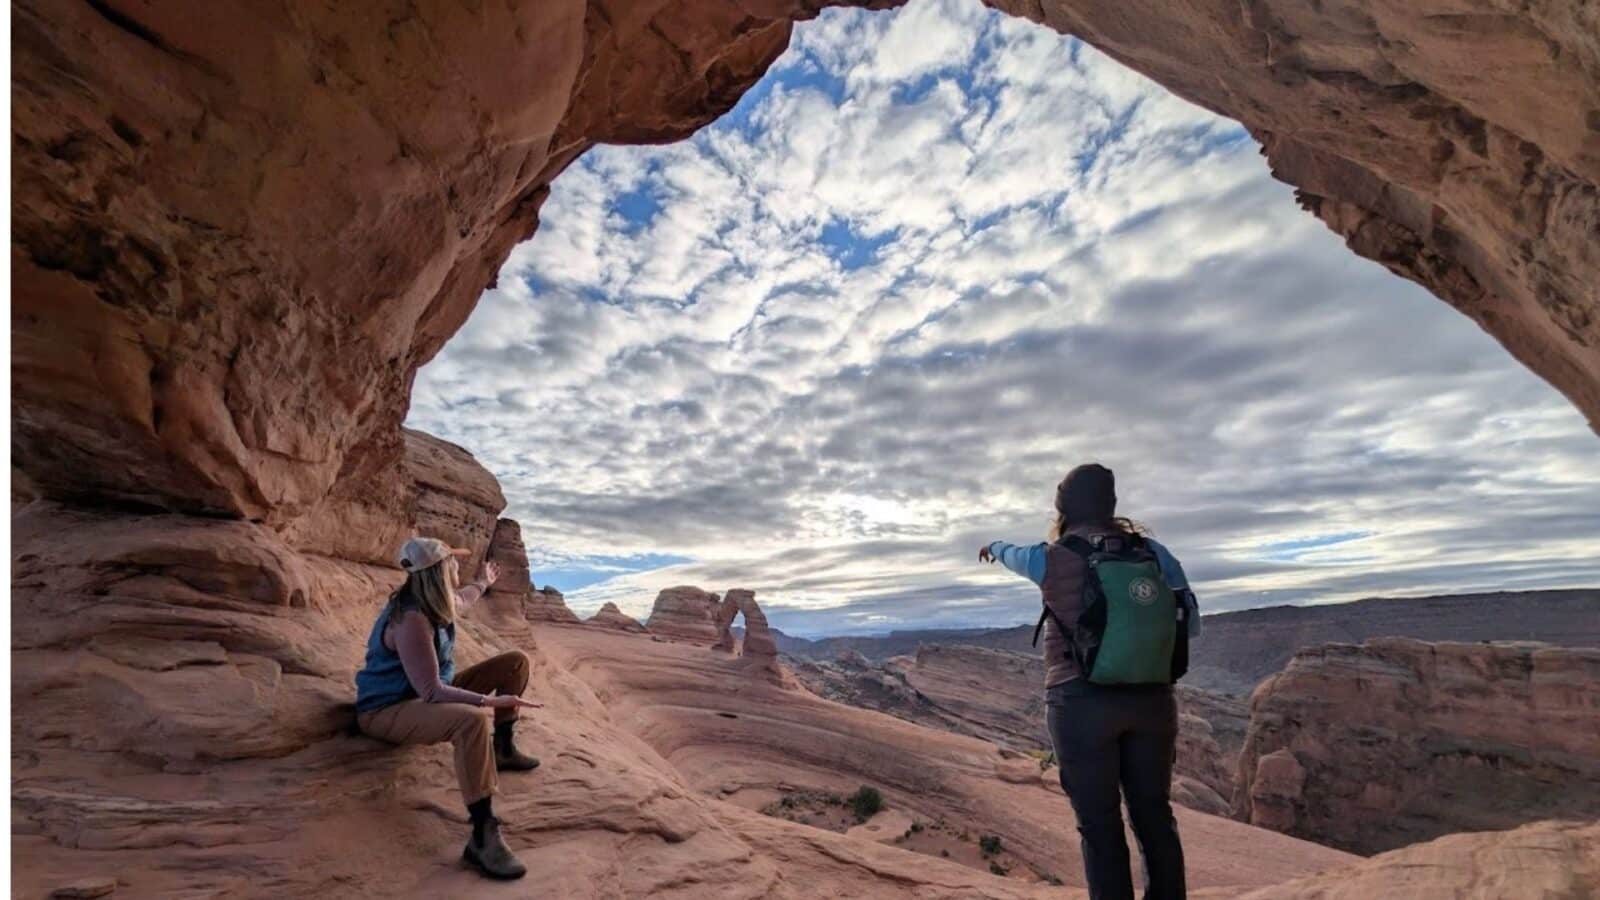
left=1128, top=577, right=1159, bottom=606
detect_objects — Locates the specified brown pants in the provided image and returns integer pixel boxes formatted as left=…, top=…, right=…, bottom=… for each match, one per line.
left=357, top=651, right=531, bottom=805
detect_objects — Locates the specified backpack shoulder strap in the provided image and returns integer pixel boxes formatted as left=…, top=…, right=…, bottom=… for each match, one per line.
left=1032, top=603, right=1074, bottom=648
left=1059, top=534, right=1098, bottom=558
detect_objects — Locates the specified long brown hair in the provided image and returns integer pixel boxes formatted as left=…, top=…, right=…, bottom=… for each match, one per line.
left=1048, top=513, right=1150, bottom=543
left=385, top=557, right=460, bottom=628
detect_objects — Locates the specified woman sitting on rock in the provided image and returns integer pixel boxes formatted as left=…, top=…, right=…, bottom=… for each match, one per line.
left=355, top=537, right=543, bottom=880
left=980, top=464, right=1197, bottom=900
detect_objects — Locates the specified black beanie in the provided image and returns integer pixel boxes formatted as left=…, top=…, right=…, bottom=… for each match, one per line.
left=1056, top=463, right=1116, bottom=524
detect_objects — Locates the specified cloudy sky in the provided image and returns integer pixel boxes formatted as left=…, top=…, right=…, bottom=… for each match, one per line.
left=409, top=0, right=1600, bottom=637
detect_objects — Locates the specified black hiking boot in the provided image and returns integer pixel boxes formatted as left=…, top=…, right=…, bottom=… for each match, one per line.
left=462, top=816, right=527, bottom=880
left=494, top=722, right=541, bottom=772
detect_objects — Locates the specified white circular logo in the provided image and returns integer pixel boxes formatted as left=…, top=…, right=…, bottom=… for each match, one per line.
left=1129, top=577, right=1159, bottom=606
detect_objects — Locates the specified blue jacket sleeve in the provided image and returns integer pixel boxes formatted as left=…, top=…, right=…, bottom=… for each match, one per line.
left=1149, top=539, right=1201, bottom=638
left=987, top=541, right=1047, bottom=586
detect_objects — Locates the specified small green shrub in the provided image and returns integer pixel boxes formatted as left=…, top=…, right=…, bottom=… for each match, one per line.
left=989, top=861, right=1008, bottom=876
left=909, top=821, right=923, bottom=834
left=846, top=786, right=883, bottom=821
left=940, top=849, right=949, bottom=858
left=1040, top=872, right=1063, bottom=886
left=979, top=834, right=1003, bottom=856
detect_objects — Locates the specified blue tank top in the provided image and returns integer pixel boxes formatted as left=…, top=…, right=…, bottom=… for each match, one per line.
left=354, top=605, right=456, bottom=713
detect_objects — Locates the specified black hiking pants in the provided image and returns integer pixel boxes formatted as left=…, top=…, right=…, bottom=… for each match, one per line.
left=1046, top=679, right=1186, bottom=900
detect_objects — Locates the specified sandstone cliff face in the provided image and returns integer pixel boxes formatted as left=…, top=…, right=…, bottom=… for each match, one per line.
left=646, top=586, right=725, bottom=643
left=524, top=586, right=582, bottom=624
left=484, top=517, right=581, bottom=624
left=995, top=0, right=1600, bottom=433
left=404, top=430, right=506, bottom=575
left=1234, top=638, right=1600, bottom=854
left=11, top=428, right=506, bottom=767
left=587, top=601, right=648, bottom=633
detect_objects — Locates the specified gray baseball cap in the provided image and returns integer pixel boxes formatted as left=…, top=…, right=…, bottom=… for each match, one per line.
left=399, top=536, right=469, bottom=571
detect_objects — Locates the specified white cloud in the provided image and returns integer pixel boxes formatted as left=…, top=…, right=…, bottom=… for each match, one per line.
left=409, top=0, right=1600, bottom=633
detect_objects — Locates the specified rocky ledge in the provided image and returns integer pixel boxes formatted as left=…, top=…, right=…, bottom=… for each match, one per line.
left=1235, top=638, right=1600, bottom=854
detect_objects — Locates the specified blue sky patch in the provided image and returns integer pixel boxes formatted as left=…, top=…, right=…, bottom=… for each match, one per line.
left=820, top=219, right=899, bottom=270
left=535, top=553, right=693, bottom=594
left=612, top=182, right=662, bottom=232
left=1259, top=531, right=1375, bottom=562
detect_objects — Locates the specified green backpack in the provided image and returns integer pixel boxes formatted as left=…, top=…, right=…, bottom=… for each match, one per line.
left=1032, top=533, right=1189, bottom=685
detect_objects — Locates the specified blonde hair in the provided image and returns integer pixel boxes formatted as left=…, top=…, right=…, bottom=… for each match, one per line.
left=387, top=556, right=460, bottom=627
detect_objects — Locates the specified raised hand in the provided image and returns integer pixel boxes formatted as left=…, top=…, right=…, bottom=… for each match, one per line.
left=978, top=544, right=995, bottom=564
left=481, top=560, right=502, bottom=587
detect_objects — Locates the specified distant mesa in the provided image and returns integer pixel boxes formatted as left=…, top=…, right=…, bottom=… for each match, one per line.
left=586, top=601, right=647, bottom=633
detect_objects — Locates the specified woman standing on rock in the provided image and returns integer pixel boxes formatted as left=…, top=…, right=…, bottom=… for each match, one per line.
left=355, top=536, right=544, bottom=881
left=980, top=464, right=1198, bottom=900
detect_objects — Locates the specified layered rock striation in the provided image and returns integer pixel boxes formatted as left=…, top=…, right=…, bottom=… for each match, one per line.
left=645, top=586, right=725, bottom=643
left=1234, top=638, right=1600, bottom=855
left=484, top=517, right=581, bottom=624
left=10, top=428, right=507, bottom=766
left=526, top=586, right=581, bottom=624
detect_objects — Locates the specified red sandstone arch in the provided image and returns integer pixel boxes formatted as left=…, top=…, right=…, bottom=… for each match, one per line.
left=11, top=4, right=1599, bottom=895
left=11, top=0, right=1599, bottom=540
